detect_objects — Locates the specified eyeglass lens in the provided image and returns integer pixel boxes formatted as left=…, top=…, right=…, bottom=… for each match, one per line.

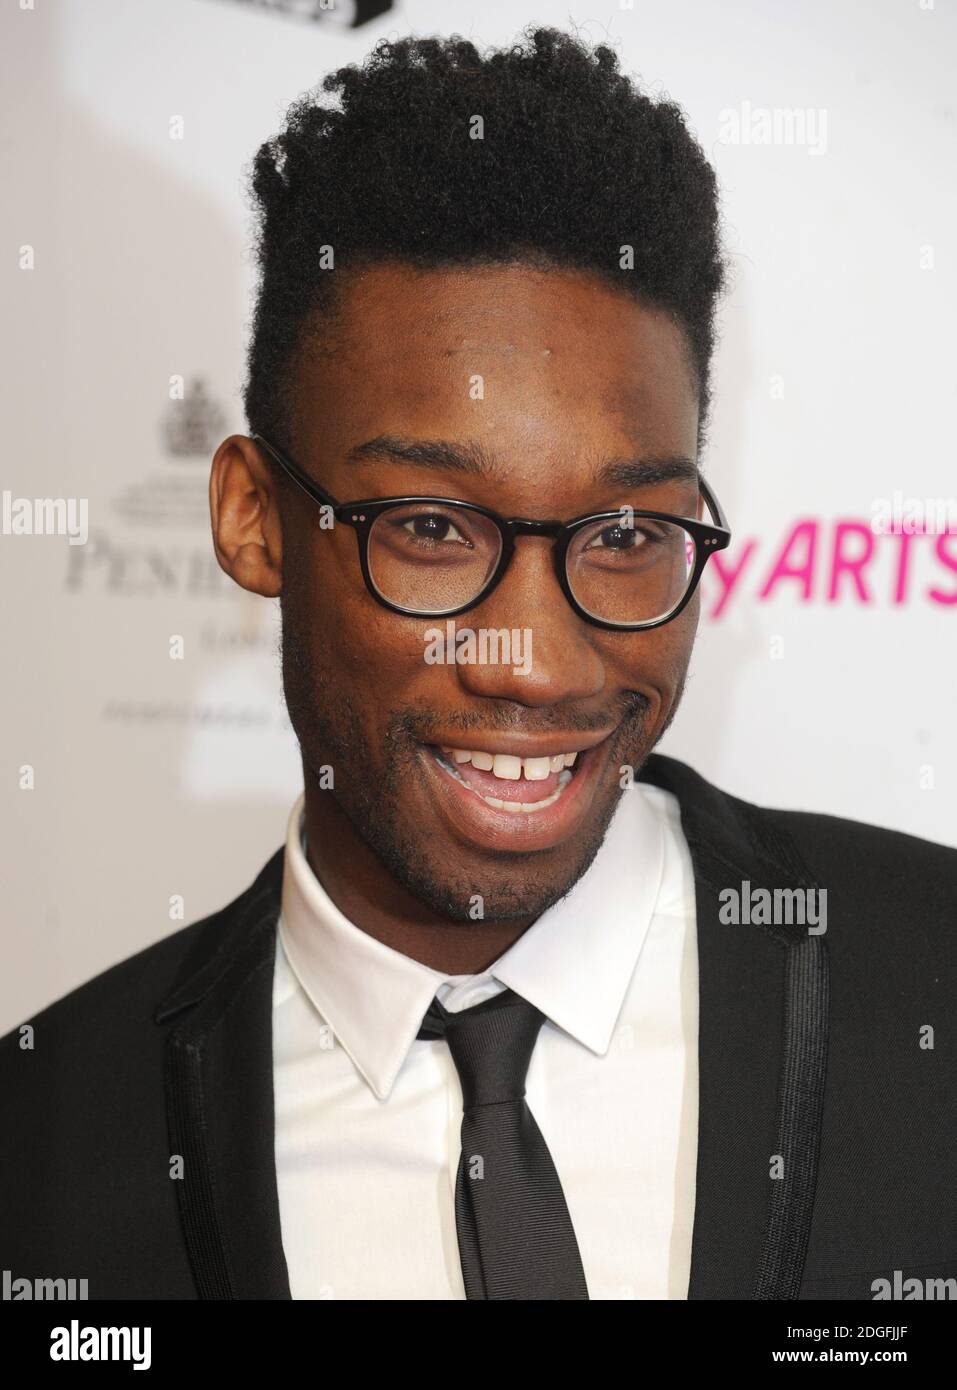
left=366, top=502, right=697, bottom=622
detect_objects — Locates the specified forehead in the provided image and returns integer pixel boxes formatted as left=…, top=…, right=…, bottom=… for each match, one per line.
left=292, top=261, right=698, bottom=464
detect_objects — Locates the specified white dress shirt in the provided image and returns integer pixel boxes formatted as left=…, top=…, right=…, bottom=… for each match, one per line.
left=272, top=779, right=699, bottom=1300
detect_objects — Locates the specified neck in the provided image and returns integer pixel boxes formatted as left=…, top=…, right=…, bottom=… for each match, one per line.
left=300, top=766, right=535, bottom=974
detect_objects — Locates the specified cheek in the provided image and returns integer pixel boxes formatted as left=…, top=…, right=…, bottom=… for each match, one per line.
left=291, top=548, right=449, bottom=709
left=671, top=588, right=701, bottom=653
left=598, top=602, right=698, bottom=697
left=284, top=522, right=377, bottom=667
left=655, top=590, right=700, bottom=676
left=654, top=639, right=696, bottom=708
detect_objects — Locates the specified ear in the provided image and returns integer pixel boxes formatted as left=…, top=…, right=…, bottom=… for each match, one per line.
left=209, top=435, right=283, bottom=597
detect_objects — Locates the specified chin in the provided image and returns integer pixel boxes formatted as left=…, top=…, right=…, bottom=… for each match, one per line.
left=393, top=801, right=621, bottom=925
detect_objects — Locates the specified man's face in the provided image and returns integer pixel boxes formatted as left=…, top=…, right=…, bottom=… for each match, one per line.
left=278, top=262, right=701, bottom=922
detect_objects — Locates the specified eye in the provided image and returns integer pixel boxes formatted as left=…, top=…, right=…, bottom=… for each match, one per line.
left=377, top=506, right=485, bottom=554
left=397, top=510, right=472, bottom=547
left=582, top=522, right=645, bottom=551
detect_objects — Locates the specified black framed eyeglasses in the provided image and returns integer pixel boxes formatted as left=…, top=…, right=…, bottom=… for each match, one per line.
left=252, top=433, right=731, bottom=631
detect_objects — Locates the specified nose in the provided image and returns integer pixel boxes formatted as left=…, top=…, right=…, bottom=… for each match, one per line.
left=452, top=535, right=606, bottom=707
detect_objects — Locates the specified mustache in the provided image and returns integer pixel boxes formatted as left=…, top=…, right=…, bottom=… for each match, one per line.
left=390, top=690, right=650, bottom=745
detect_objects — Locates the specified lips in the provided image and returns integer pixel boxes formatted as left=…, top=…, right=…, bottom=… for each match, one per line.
left=433, top=746, right=578, bottom=805
left=418, top=731, right=614, bottom=852
left=431, top=750, right=573, bottom=806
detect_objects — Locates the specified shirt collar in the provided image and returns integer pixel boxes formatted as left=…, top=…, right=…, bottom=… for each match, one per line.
left=278, top=784, right=666, bottom=1100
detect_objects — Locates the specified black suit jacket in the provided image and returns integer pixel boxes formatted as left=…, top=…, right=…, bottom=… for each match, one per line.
left=3, top=753, right=956, bottom=1300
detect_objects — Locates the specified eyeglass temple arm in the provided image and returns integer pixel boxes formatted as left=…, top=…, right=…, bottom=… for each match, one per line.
left=251, top=434, right=343, bottom=510
left=697, top=472, right=731, bottom=537
left=254, top=433, right=731, bottom=541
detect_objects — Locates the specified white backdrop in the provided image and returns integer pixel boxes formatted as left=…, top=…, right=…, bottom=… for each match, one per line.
left=2, top=0, right=955, bottom=1031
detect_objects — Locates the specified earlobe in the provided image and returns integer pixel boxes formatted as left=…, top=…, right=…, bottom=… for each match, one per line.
left=229, top=541, right=282, bottom=598
left=209, top=435, right=283, bottom=598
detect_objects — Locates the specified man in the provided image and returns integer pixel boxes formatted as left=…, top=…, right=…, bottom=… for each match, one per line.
left=2, top=27, right=956, bottom=1302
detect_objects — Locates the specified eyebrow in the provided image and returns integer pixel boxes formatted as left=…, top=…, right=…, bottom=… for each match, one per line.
left=344, top=435, right=699, bottom=490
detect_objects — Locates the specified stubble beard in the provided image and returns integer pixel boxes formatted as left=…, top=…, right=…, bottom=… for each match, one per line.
left=280, top=606, right=678, bottom=925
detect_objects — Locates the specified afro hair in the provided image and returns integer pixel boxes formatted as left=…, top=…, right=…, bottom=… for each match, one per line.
left=243, top=26, right=728, bottom=455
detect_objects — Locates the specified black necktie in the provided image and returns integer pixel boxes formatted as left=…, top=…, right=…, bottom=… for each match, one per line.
left=417, top=986, right=589, bottom=1300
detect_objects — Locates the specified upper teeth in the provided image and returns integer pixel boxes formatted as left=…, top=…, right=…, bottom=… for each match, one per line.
left=443, top=748, right=578, bottom=781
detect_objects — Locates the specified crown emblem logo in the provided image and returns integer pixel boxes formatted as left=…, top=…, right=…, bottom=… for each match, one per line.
left=162, top=377, right=227, bottom=458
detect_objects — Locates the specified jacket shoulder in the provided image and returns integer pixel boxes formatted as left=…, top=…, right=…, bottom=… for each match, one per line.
left=643, top=752, right=957, bottom=934
left=727, top=795, right=957, bottom=983
left=0, top=847, right=282, bottom=1292
left=0, top=847, right=284, bottom=1056
left=1, top=915, right=207, bottom=1057
left=761, top=802, right=957, bottom=899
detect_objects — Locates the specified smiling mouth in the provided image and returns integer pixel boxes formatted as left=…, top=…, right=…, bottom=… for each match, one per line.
left=427, top=743, right=587, bottom=814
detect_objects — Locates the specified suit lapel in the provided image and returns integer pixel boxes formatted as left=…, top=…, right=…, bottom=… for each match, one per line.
left=156, top=849, right=291, bottom=1300
left=153, top=755, right=828, bottom=1301
left=638, top=754, right=829, bottom=1299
